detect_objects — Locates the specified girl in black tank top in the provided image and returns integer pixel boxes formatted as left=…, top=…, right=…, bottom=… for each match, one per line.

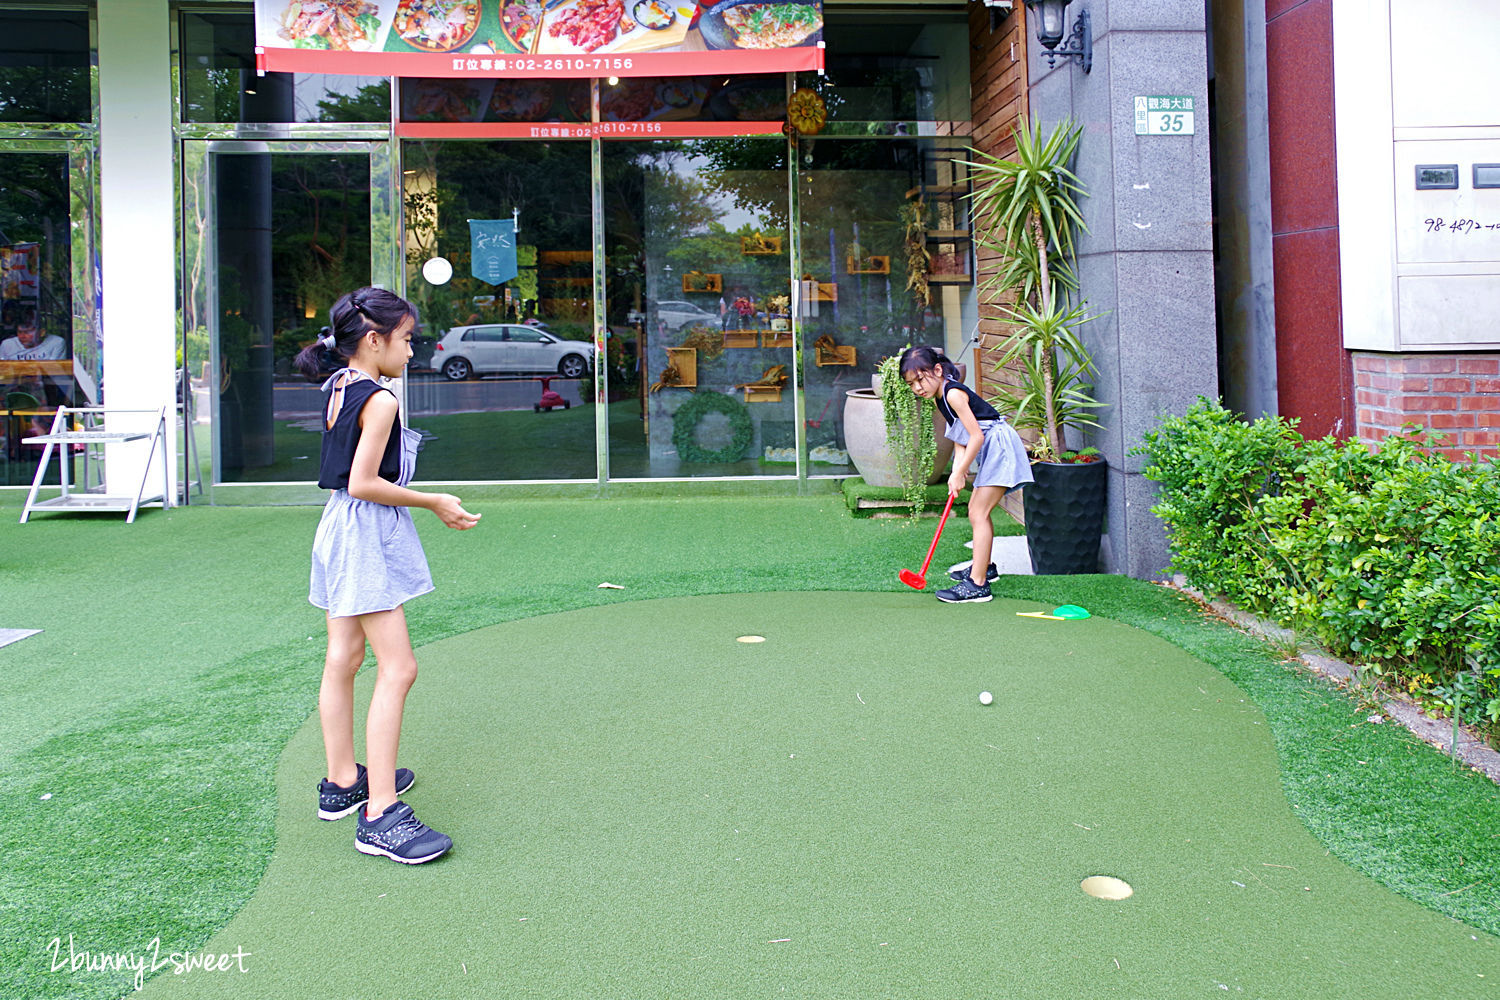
left=292, top=288, right=484, bottom=864
left=899, top=345, right=1034, bottom=604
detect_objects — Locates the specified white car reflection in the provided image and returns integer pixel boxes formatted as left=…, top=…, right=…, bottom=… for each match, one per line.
left=433, top=324, right=592, bottom=381
left=654, top=300, right=718, bottom=332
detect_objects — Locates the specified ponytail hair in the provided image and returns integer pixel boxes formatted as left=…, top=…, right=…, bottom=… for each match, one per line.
left=292, top=287, right=419, bottom=381
left=898, top=344, right=960, bottom=382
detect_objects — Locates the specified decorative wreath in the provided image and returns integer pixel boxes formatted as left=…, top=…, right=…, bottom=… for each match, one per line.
left=672, top=390, right=753, bottom=463
left=786, top=87, right=827, bottom=137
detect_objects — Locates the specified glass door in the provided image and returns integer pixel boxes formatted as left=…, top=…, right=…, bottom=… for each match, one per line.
left=0, top=144, right=92, bottom=487
left=602, top=136, right=795, bottom=479
left=796, top=135, right=977, bottom=477
left=181, top=141, right=393, bottom=494
left=400, top=138, right=598, bottom=482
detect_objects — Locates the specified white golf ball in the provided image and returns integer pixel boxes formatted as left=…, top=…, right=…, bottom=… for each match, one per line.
left=979, top=691, right=993, bottom=706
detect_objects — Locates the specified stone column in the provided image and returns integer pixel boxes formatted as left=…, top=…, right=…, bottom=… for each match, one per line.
left=1025, top=0, right=1219, bottom=578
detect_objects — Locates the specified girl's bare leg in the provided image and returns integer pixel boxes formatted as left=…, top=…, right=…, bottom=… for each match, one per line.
left=967, top=486, right=1003, bottom=585
left=360, top=606, right=419, bottom=817
left=319, top=613, right=367, bottom=788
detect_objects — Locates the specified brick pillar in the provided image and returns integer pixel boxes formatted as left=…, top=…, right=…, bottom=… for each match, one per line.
left=1352, top=352, right=1500, bottom=461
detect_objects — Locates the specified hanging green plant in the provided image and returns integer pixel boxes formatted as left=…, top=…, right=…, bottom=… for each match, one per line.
left=876, top=354, right=938, bottom=515
left=672, top=390, right=753, bottom=463
left=900, top=198, right=931, bottom=309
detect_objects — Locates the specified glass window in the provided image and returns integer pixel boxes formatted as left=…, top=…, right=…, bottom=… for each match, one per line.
left=179, top=11, right=390, bottom=124
left=400, top=77, right=590, bottom=123
left=0, top=9, right=91, bottom=124
left=186, top=150, right=372, bottom=483
left=600, top=75, right=785, bottom=123
left=603, top=138, right=793, bottom=479
left=0, top=151, right=76, bottom=485
left=797, top=136, right=976, bottom=477
left=795, top=12, right=969, bottom=122
left=402, top=139, right=597, bottom=482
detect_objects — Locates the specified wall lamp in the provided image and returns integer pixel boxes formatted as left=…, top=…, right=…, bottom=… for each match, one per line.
left=1023, top=0, right=1091, bottom=73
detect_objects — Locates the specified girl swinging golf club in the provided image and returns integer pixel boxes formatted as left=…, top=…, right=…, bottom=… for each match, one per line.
left=900, top=344, right=1032, bottom=603
left=294, top=288, right=480, bottom=863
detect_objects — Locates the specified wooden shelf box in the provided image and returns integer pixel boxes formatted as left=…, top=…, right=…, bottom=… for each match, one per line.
left=761, top=330, right=794, bottom=348
left=846, top=255, right=890, bottom=275
left=722, top=329, right=759, bottom=349
left=814, top=344, right=856, bottom=366
left=664, top=347, right=697, bottom=388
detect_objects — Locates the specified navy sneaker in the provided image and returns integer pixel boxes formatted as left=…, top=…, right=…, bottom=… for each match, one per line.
left=318, top=762, right=415, bottom=821
left=356, top=801, right=452, bottom=864
left=935, top=576, right=993, bottom=604
left=947, top=561, right=999, bottom=583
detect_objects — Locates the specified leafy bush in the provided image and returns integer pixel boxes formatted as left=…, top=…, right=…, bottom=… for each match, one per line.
left=1135, top=398, right=1302, bottom=611
left=1139, top=399, right=1500, bottom=732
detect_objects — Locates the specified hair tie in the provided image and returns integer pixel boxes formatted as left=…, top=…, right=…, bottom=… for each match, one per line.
left=318, top=328, right=337, bottom=351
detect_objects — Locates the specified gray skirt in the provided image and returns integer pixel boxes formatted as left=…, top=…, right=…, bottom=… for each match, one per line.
left=309, top=424, right=434, bottom=618
left=945, top=417, right=1035, bottom=492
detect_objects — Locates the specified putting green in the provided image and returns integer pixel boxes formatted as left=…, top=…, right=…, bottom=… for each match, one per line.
left=139, top=594, right=1499, bottom=998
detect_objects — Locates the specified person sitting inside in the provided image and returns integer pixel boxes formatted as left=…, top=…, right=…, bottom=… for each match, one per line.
left=0, top=307, right=66, bottom=361
left=1, top=308, right=69, bottom=439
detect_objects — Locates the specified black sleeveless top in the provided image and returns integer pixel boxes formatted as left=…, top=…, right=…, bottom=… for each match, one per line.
left=935, top=377, right=1001, bottom=427
left=316, top=374, right=402, bottom=490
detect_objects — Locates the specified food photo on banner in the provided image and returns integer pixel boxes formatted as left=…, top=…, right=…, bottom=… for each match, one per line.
left=255, top=0, right=824, bottom=77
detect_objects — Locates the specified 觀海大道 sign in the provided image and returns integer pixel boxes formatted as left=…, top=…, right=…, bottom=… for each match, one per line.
left=254, top=0, right=825, bottom=78
left=1134, top=95, right=1194, bottom=135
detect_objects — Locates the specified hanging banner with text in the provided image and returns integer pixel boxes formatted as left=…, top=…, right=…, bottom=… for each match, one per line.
left=254, top=1, right=824, bottom=79
left=469, top=219, right=519, bottom=285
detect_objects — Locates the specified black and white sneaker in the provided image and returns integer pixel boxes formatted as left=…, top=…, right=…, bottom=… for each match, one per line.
left=355, top=801, right=452, bottom=864
left=318, top=762, right=415, bottom=821
left=947, top=561, right=999, bottom=583
left=935, top=576, right=993, bottom=603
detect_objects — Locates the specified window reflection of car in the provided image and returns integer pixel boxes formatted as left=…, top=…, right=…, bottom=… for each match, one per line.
left=653, top=300, right=717, bottom=332
left=433, top=324, right=592, bottom=381
left=409, top=332, right=438, bottom=372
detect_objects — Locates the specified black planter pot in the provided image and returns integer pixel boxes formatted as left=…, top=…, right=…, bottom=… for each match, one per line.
left=1022, top=458, right=1108, bottom=575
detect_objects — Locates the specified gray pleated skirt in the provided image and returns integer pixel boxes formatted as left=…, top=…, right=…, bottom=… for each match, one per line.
left=309, top=424, right=434, bottom=618
left=945, top=417, right=1035, bottom=492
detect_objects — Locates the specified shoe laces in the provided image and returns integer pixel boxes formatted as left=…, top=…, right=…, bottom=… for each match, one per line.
left=386, top=809, right=428, bottom=840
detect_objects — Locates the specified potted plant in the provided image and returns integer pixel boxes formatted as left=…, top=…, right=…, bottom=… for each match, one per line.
left=967, top=118, right=1108, bottom=574
left=841, top=353, right=956, bottom=514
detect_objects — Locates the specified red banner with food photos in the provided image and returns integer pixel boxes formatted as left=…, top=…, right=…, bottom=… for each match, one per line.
left=254, top=0, right=824, bottom=78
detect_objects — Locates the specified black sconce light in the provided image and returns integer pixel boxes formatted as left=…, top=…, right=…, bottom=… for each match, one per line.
left=1023, top=0, right=1091, bottom=73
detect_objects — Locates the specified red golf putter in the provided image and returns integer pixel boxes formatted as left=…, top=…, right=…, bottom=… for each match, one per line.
left=899, top=493, right=956, bottom=590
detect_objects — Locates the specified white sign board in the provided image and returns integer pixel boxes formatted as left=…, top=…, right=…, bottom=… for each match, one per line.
left=1135, top=96, right=1195, bottom=135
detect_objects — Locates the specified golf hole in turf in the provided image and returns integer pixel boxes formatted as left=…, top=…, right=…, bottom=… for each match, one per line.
left=1080, top=876, right=1133, bottom=900
left=737, top=635, right=766, bottom=643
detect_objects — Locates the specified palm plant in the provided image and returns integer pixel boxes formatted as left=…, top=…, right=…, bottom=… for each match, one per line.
left=966, top=118, right=1103, bottom=461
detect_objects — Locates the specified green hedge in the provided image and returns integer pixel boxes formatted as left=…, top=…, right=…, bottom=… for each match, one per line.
left=1138, top=399, right=1500, bottom=731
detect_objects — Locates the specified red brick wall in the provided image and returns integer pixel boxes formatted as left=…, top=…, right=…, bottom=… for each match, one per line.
left=1352, top=352, right=1500, bottom=461
left=1265, top=0, right=1354, bottom=441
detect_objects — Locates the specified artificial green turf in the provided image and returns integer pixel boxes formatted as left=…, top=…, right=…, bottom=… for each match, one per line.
left=2, top=496, right=1498, bottom=999
left=136, top=593, right=1500, bottom=998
